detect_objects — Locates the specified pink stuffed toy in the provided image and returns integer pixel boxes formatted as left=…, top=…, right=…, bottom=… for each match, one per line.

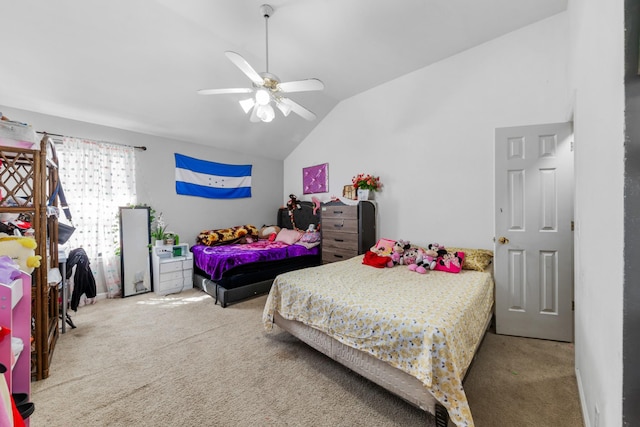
left=402, top=247, right=422, bottom=269
left=407, top=247, right=429, bottom=274
left=419, top=243, right=446, bottom=271
left=389, top=240, right=410, bottom=267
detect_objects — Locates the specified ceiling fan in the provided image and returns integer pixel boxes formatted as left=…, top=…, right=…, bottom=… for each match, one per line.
left=197, top=4, right=324, bottom=123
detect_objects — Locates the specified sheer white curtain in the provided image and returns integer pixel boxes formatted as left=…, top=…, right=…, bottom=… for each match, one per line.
left=57, top=137, right=137, bottom=298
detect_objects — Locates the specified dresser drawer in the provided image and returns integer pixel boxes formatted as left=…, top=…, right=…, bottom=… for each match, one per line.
left=322, top=247, right=359, bottom=263
left=155, top=278, right=189, bottom=294
left=322, top=218, right=358, bottom=234
left=322, top=231, right=358, bottom=250
left=160, top=260, right=183, bottom=274
left=321, top=205, right=357, bottom=219
left=159, top=270, right=183, bottom=283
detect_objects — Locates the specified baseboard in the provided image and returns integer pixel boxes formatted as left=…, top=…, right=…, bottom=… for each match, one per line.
left=575, top=366, right=592, bottom=427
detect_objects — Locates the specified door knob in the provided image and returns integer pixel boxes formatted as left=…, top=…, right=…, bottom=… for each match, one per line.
left=498, top=236, right=509, bottom=244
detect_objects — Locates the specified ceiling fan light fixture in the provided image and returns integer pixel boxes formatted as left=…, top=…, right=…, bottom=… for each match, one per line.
left=256, top=104, right=275, bottom=122
left=239, top=98, right=255, bottom=114
left=276, top=100, right=292, bottom=117
left=255, top=88, right=271, bottom=106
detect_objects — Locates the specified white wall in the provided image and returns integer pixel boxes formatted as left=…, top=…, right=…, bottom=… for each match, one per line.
left=285, top=13, right=571, bottom=250
left=0, top=105, right=283, bottom=242
left=569, top=0, right=625, bottom=426
left=0, top=105, right=284, bottom=293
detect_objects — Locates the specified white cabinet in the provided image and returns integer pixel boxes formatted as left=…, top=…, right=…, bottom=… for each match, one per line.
left=152, top=243, right=193, bottom=296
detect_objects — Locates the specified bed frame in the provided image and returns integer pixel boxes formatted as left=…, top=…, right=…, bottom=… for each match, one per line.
left=193, top=201, right=321, bottom=307
left=273, top=306, right=494, bottom=426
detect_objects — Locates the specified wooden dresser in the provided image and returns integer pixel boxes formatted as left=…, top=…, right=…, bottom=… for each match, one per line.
left=320, top=201, right=376, bottom=263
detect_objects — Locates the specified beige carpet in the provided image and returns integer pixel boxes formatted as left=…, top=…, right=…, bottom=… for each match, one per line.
left=31, top=289, right=584, bottom=427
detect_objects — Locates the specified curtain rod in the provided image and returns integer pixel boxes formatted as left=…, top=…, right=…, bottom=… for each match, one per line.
left=36, top=131, right=147, bottom=151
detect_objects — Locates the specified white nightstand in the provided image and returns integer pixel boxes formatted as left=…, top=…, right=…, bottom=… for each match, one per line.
left=151, top=243, right=193, bottom=296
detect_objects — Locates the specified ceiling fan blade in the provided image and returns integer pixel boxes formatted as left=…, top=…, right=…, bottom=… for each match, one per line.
left=225, top=51, right=264, bottom=86
left=197, top=88, right=253, bottom=95
left=279, top=97, right=317, bottom=121
left=278, top=78, right=324, bottom=93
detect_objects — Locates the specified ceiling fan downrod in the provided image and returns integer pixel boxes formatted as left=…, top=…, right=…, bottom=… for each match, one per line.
left=260, top=4, right=273, bottom=74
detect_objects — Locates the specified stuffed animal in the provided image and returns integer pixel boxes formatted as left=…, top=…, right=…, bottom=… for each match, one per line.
left=390, top=239, right=410, bottom=267
left=401, top=246, right=421, bottom=266
left=414, top=243, right=447, bottom=272
left=258, top=225, right=281, bottom=240
left=0, top=233, right=41, bottom=273
left=407, top=247, right=429, bottom=274
left=286, top=194, right=302, bottom=229
left=287, top=194, right=301, bottom=213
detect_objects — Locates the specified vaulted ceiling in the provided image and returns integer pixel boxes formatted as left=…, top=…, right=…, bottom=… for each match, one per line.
left=0, top=0, right=567, bottom=160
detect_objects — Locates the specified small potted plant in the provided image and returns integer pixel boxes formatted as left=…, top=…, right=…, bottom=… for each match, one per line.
left=164, top=232, right=176, bottom=246
left=352, top=173, right=382, bottom=200
left=151, top=213, right=167, bottom=246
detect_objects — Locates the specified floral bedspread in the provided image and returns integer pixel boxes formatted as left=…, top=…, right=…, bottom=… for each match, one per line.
left=262, top=255, right=494, bottom=427
left=192, top=240, right=319, bottom=281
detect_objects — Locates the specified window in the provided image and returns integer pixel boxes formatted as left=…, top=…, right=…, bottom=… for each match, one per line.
left=57, top=137, right=137, bottom=297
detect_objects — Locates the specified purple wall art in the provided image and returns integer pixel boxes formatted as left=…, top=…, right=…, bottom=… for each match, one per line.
left=302, top=163, right=328, bottom=194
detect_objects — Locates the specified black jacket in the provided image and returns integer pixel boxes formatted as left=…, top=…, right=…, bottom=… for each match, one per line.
left=66, top=248, right=97, bottom=311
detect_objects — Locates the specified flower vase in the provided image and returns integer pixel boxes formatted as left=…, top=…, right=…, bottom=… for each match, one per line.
left=154, top=239, right=164, bottom=247
left=357, top=189, right=372, bottom=200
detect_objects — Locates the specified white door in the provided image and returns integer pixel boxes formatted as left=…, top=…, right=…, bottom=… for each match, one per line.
left=494, top=122, right=574, bottom=342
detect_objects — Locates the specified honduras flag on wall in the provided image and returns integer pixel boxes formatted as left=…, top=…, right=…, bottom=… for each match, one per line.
left=175, top=153, right=252, bottom=199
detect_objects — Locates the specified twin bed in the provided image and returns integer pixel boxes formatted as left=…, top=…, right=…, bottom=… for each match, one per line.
left=192, top=201, right=321, bottom=307
left=191, top=202, right=494, bottom=426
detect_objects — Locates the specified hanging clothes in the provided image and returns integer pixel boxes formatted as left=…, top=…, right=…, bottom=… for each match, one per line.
left=65, top=248, right=97, bottom=311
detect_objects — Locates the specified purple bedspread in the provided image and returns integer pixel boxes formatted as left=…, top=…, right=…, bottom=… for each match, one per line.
left=192, top=240, right=319, bottom=281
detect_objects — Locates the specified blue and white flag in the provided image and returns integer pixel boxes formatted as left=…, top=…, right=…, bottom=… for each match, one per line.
left=175, top=153, right=252, bottom=199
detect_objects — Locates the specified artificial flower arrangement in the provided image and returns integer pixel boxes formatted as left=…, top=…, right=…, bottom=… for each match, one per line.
left=151, top=212, right=167, bottom=242
left=352, top=173, right=382, bottom=191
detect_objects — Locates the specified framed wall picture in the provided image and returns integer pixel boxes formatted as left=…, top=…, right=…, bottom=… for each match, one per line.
left=303, top=163, right=328, bottom=194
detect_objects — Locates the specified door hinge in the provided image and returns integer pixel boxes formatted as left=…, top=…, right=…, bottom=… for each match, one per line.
left=571, top=140, right=574, bottom=151
left=571, top=221, right=574, bottom=231
left=572, top=301, right=575, bottom=311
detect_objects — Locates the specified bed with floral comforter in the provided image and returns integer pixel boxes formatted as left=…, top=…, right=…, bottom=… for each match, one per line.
left=263, top=255, right=494, bottom=427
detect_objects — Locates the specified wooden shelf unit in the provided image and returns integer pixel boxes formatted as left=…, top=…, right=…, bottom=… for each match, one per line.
left=0, top=136, right=59, bottom=381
